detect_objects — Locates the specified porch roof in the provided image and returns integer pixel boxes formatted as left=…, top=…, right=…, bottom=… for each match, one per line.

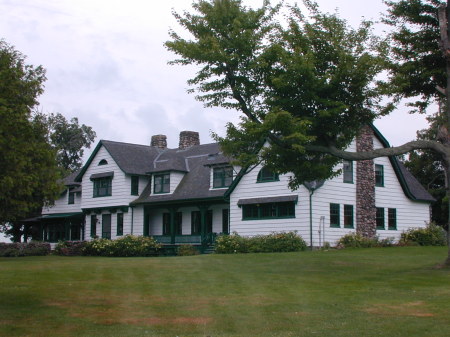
left=40, top=212, right=83, bottom=219
left=237, top=195, right=298, bottom=206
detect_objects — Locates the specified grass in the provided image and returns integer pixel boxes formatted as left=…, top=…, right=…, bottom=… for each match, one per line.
left=0, top=247, right=450, bottom=337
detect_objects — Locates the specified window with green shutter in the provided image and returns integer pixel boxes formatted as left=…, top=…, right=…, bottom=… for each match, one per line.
left=388, top=208, right=397, bottom=230
left=330, top=203, right=340, bottom=227
left=375, top=164, right=384, bottom=187
left=131, top=176, right=139, bottom=195
left=376, top=208, right=385, bottom=230
left=344, top=205, right=353, bottom=228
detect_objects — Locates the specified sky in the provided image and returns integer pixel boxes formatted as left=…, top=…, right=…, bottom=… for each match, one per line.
left=0, top=1, right=432, bottom=242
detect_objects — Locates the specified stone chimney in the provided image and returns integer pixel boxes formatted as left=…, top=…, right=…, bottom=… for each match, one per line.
left=356, top=125, right=376, bottom=238
left=179, top=131, right=200, bottom=149
left=151, top=134, right=167, bottom=149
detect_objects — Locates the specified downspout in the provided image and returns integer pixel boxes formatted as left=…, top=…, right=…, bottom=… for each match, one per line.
left=131, top=206, right=134, bottom=235
left=309, top=189, right=314, bottom=251
left=303, top=180, right=325, bottom=250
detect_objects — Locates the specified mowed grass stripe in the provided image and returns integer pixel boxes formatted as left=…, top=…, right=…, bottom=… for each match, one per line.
left=0, top=247, right=449, bottom=336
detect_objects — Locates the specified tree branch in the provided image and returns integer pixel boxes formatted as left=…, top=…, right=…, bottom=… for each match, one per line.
left=306, top=140, right=448, bottom=161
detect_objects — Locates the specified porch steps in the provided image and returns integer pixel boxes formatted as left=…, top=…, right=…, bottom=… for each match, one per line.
left=203, top=244, right=215, bottom=254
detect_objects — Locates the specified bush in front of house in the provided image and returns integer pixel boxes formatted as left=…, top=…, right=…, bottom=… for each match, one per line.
left=337, top=233, right=395, bottom=248
left=55, top=241, right=87, bottom=256
left=400, top=223, right=447, bottom=246
left=215, top=231, right=307, bottom=254
left=177, top=245, right=200, bottom=256
left=0, top=242, right=51, bottom=257
left=82, top=235, right=162, bottom=257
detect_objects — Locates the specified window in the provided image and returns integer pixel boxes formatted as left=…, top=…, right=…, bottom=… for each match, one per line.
left=93, top=178, right=112, bottom=197
left=375, top=164, right=384, bottom=187
left=388, top=208, right=397, bottom=230
left=68, top=191, right=75, bottom=204
left=376, top=208, right=385, bottom=230
left=222, top=209, right=229, bottom=234
left=131, top=176, right=139, bottom=195
left=242, top=202, right=295, bottom=220
left=117, top=213, right=123, bottom=236
left=257, top=167, right=279, bottom=182
left=98, top=159, right=108, bottom=165
left=330, top=203, right=340, bottom=227
left=343, top=160, right=353, bottom=183
left=191, top=211, right=201, bottom=235
left=90, top=215, right=97, bottom=238
left=102, top=214, right=111, bottom=239
left=344, top=205, right=353, bottom=228
left=154, top=173, right=170, bottom=194
left=213, top=166, right=233, bottom=188
left=162, top=212, right=182, bottom=235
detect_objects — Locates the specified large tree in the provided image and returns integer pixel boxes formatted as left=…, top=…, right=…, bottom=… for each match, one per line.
left=0, top=40, right=61, bottom=230
left=166, top=0, right=450, bottom=265
left=44, top=112, right=96, bottom=174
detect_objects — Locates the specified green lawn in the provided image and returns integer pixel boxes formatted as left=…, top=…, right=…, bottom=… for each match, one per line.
left=1, top=247, right=449, bottom=337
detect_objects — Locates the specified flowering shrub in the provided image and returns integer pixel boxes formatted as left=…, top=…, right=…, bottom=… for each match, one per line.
left=82, top=235, right=162, bottom=257
left=215, top=231, right=307, bottom=254
left=55, top=241, right=87, bottom=256
left=400, top=223, right=447, bottom=246
left=0, top=242, right=51, bottom=257
left=337, top=233, right=395, bottom=248
left=177, top=245, right=200, bottom=256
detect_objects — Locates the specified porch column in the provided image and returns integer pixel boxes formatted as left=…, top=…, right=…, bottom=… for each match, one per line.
left=143, top=207, right=150, bottom=237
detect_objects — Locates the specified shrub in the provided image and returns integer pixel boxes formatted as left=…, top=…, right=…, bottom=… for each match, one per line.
left=55, top=241, right=87, bottom=256
left=400, top=223, right=447, bottom=246
left=177, top=245, right=200, bottom=256
left=0, top=242, right=51, bottom=257
left=337, top=233, right=395, bottom=248
left=82, top=235, right=162, bottom=257
left=215, top=231, right=307, bottom=254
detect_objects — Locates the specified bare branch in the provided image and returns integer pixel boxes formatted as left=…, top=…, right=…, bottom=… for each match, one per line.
left=306, top=140, right=448, bottom=161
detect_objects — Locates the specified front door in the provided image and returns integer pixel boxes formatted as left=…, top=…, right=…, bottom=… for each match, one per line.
left=102, top=214, right=111, bottom=239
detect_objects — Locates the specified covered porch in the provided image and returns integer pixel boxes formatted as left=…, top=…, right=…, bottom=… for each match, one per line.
left=142, top=200, right=229, bottom=247
left=39, top=212, right=85, bottom=242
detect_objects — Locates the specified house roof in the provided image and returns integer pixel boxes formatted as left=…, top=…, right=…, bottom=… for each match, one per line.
left=370, top=124, right=435, bottom=203
left=131, top=143, right=230, bottom=205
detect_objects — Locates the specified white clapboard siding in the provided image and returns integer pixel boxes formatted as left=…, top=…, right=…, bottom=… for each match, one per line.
left=42, top=190, right=82, bottom=215
left=373, top=137, right=430, bottom=240
left=229, top=137, right=430, bottom=246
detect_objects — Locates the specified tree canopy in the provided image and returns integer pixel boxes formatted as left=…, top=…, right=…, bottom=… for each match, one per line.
left=166, top=0, right=392, bottom=188
left=0, top=40, right=61, bottom=224
left=44, top=112, right=96, bottom=174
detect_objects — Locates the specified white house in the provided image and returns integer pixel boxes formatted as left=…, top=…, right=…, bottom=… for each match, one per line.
left=38, top=126, right=434, bottom=248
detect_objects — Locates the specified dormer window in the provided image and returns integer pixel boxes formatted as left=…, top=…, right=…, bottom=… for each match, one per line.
left=213, top=166, right=233, bottom=188
left=257, top=167, right=279, bottom=182
left=98, top=159, right=108, bottom=166
left=154, top=173, right=170, bottom=194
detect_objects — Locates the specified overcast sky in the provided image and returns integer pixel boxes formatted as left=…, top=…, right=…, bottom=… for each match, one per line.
left=1, top=0, right=431, bottom=153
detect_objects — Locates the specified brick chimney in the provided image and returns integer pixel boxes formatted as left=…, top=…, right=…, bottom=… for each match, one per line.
left=179, top=131, right=200, bottom=149
left=151, top=134, right=167, bottom=149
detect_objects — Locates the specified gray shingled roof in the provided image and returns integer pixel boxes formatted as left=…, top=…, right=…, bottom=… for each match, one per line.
left=132, top=143, right=229, bottom=205
left=396, top=160, right=435, bottom=202
left=101, top=140, right=160, bottom=175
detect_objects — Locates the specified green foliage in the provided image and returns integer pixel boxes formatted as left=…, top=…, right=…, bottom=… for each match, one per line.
left=82, top=235, right=162, bottom=257
left=54, top=241, right=87, bottom=256
left=215, top=231, right=307, bottom=254
left=0, top=40, right=61, bottom=226
left=383, top=0, right=445, bottom=112
left=167, top=0, right=391, bottom=188
left=400, top=223, right=447, bottom=246
left=337, top=232, right=395, bottom=248
left=177, top=244, right=200, bottom=256
left=44, top=112, right=96, bottom=173
left=0, top=242, right=50, bottom=257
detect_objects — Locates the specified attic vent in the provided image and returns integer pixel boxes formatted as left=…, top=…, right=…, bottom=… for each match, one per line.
left=98, top=159, right=108, bottom=166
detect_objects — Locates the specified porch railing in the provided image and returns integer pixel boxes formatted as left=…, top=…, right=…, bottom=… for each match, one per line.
left=152, top=235, right=202, bottom=244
